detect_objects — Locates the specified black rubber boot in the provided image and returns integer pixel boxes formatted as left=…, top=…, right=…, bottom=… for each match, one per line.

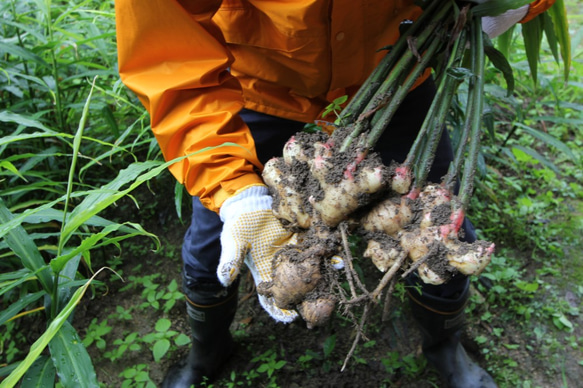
left=162, top=280, right=238, bottom=388
left=407, top=276, right=497, bottom=388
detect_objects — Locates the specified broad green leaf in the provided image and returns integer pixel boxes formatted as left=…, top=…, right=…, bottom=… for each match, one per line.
left=152, top=339, right=170, bottom=362
left=175, top=333, right=191, bottom=347
left=20, top=355, right=56, bottom=388
left=471, top=0, right=531, bottom=17
left=484, top=41, right=514, bottom=96
left=495, top=25, right=515, bottom=59
left=0, top=291, right=44, bottom=326
left=55, top=254, right=82, bottom=313
left=0, top=199, right=54, bottom=293
left=48, top=321, right=98, bottom=388
left=0, top=269, right=46, bottom=299
left=546, top=0, right=571, bottom=81
left=521, top=15, right=544, bottom=87
left=155, top=318, right=172, bottom=332
left=61, top=140, right=242, bottom=245
left=542, top=12, right=560, bottom=64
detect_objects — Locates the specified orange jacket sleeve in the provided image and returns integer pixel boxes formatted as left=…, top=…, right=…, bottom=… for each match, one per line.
left=115, top=0, right=263, bottom=213
left=522, top=0, right=557, bottom=23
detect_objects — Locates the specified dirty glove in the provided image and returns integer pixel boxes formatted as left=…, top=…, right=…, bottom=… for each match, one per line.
left=217, top=185, right=299, bottom=323
left=469, top=0, right=530, bottom=38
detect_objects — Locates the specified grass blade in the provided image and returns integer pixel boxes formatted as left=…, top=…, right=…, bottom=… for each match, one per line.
left=0, top=270, right=103, bottom=388
left=511, top=144, right=560, bottom=173
left=0, top=291, right=44, bottom=326
left=0, top=199, right=54, bottom=293
left=58, top=77, right=97, bottom=256
left=542, top=12, right=560, bottom=64
left=514, top=122, right=575, bottom=159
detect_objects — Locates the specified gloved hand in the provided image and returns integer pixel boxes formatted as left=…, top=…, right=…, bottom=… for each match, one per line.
left=468, top=0, right=530, bottom=38
left=217, top=185, right=299, bottom=323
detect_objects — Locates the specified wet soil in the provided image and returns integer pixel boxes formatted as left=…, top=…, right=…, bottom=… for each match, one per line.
left=74, top=171, right=583, bottom=388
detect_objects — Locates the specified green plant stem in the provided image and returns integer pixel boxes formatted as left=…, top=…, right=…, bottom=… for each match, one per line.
left=457, top=17, right=486, bottom=212
left=402, top=28, right=467, bottom=178
left=411, top=73, right=460, bottom=191
left=10, top=0, right=36, bottom=104
left=365, top=36, right=443, bottom=150
left=44, top=2, right=65, bottom=132
left=338, top=0, right=443, bottom=126
left=339, top=2, right=453, bottom=152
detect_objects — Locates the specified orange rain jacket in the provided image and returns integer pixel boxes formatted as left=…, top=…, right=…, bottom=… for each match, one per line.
left=115, top=0, right=555, bottom=213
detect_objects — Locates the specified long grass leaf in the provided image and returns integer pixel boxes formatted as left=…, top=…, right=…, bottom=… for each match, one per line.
left=0, top=195, right=75, bottom=241
left=535, top=116, right=583, bottom=126
left=546, top=0, right=571, bottom=81
left=0, top=292, right=44, bottom=326
left=0, top=269, right=37, bottom=297
left=51, top=223, right=158, bottom=273
left=521, top=15, right=544, bottom=87
left=511, top=144, right=560, bottom=174
left=0, top=111, right=58, bottom=133
left=0, top=270, right=103, bottom=388
left=0, top=161, right=27, bottom=182
left=514, top=122, right=575, bottom=159
left=22, top=208, right=141, bottom=234
left=0, top=42, right=49, bottom=69
left=58, top=160, right=163, bottom=247
left=542, top=12, right=560, bottom=64
left=58, top=141, right=238, bottom=247
left=0, top=199, right=54, bottom=293
left=58, top=78, right=96, bottom=256
left=48, top=321, right=98, bottom=388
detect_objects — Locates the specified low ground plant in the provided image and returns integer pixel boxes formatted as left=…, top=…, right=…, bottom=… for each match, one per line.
left=1, top=1, right=582, bottom=388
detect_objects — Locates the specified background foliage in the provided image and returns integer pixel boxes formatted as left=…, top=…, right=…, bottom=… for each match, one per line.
left=0, top=0, right=581, bottom=387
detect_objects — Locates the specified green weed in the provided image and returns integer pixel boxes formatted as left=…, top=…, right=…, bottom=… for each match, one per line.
left=142, top=318, right=190, bottom=362
left=119, top=364, right=156, bottom=388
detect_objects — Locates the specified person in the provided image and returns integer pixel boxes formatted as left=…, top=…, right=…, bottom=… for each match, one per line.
left=114, top=1, right=555, bottom=387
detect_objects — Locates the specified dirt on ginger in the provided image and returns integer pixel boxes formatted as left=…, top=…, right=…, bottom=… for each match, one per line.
left=260, top=128, right=494, bottom=327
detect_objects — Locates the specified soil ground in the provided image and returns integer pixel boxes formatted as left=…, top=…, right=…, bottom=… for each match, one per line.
left=75, top=171, right=583, bottom=388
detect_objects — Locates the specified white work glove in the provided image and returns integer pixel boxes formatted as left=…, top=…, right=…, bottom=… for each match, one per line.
left=469, top=0, right=530, bottom=39
left=217, top=185, right=299, bottom=323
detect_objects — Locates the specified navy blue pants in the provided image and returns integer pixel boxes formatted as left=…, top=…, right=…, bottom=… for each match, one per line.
left=182, top=79, right=474, bottom=297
